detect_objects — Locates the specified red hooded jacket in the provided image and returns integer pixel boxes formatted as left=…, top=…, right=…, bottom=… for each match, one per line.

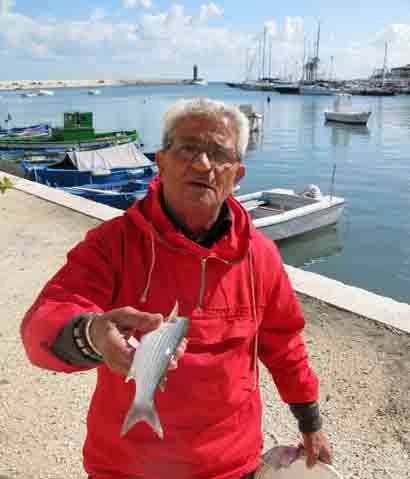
left=21, top=179, right=318, bottom=479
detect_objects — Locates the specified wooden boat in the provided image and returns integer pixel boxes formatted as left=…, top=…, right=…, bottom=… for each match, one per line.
left=0, top=111, right=139, bottom=152
left=236, top=185, right=345, bottom=240
left=60, top=178, right=150, bottom=210
left=324, top=94, right=371, bottom=125
left=0, top=123, right=50, bottom=138
left=21, top=142, right=156, bottom=187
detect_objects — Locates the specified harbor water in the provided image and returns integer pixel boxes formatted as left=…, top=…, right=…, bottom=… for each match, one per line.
left=0, top=83, right=409, bottom=305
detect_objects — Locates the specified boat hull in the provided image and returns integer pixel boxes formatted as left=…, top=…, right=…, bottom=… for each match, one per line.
left=0, top=131, right=138, bottom=152
left=300, top=86, right=338, bottom=96
left=325, top=111, right=371, bottom=125
left=257, top=201, right=345, bottom=240
left=237, top=190, right=345, bottom=240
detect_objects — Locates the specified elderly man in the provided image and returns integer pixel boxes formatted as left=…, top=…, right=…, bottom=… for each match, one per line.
left=21, top=98, right=331, bottom=479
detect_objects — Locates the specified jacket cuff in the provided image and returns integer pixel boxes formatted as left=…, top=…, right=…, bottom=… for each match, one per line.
left=289, top=401, right=323, bottom=433
left=50, top=313, right=103, bottom=367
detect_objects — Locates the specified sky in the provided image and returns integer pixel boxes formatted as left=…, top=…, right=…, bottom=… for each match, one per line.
left=1, top=0, right=410, bottom=81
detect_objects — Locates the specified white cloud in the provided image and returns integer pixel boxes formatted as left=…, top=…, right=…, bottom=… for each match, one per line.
left=92, top=8, right=106, bottom=21
left=264, top=20, right=278, bottom=37
left=0, top=0, right=13, bottom=16
left=1, top=5, right=410, bottom=81
left=283, top=16, right=304, bottom=41
left=122, top=0, right=152, bottom=8
left=199, top=3, right=223, bottom=23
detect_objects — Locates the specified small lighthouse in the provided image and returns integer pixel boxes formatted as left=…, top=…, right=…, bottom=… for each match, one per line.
left=190, top=65, right=207, bottom=86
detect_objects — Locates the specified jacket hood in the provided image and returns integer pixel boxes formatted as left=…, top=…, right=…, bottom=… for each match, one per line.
left=125, top=175, right=256, bottom=263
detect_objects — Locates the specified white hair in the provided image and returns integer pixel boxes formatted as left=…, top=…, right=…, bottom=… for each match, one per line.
left=161, top=98, right=250, bottom=160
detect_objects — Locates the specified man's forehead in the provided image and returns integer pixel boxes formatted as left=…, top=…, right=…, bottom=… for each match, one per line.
left=174, top=115, right=236, bottom=140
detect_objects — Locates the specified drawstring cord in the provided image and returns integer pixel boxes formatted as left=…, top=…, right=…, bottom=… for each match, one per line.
left=140, top=232, right=156, bottom=303
left=248, top=246, right=259, bottom=390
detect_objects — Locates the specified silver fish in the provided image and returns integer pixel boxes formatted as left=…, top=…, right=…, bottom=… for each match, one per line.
left=121, top=301, right=190, bottom=438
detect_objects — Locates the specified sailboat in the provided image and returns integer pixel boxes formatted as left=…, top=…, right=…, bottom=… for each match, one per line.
left=299, top=23, right=339, bottom=95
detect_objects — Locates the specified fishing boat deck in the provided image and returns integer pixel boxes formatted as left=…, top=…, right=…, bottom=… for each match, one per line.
left=248, top=204, right=286, bottom=220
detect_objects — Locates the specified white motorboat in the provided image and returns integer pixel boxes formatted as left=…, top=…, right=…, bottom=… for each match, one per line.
left=37, top=89, right=55, bottom=96
left=190, top=79, right=208, bottom=86
left=239, top=104, right=263, bottom=132
left=300, top=83, right=338, bottom=96
left=236, top=185, right=345, bottom=240
left=324, top=94, right=371, bottom=125
left=88, top=89, right=102, bottom=95
left=20, top=92, right=38, bottom=98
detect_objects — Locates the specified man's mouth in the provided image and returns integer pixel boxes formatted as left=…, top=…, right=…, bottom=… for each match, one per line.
left=189, top=181, right=214, bottom=190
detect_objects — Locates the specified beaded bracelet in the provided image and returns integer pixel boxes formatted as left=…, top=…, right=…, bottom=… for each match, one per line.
left=73, top=313, right=103, bottom=363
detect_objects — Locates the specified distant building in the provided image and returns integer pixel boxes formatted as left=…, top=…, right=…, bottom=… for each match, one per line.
left=390, top=64, right=410, bottom=79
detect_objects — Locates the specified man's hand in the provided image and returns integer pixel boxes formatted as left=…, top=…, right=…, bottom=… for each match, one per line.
left=301, top=431, right=332, bottom=469
left=89, top=306, right=187, bottom=376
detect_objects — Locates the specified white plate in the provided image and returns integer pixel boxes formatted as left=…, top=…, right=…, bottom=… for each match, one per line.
left=256, top=457, right=343, bottom=479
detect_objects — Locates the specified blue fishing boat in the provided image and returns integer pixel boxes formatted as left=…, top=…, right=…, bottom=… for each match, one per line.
left=60, top=177, right=151, bottom=210
left=21, top=142, right=156, bottom=187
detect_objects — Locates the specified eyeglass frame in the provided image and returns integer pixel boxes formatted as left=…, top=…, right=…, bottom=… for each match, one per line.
left=164, top=137, right=241, bottom=168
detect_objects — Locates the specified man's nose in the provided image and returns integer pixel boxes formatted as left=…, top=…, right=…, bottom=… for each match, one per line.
left=192, top=151, right=213, bottom=171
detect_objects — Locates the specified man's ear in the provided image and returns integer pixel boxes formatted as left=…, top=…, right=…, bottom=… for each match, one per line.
left=155, top=151, right=165, bottom=175
left=235, top=164, right=245, bottom=184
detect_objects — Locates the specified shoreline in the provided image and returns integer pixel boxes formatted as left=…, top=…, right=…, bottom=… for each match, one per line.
left=0, top=79, right=201, bottom=91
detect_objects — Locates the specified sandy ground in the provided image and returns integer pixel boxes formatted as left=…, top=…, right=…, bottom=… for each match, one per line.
left=0, top=189, right=409, bottom=479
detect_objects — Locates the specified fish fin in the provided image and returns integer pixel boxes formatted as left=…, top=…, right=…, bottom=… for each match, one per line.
left=121, top=402, right=163, bottom=439
left=167, top=300, right=179, bottom=322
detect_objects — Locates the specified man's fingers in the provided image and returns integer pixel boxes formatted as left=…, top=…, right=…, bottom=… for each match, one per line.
left=303, top=442, right=319, bottom=469
left=319, top=447, right=333, bottom=465
left=103, top=307, right=163, bottom=332
left=306, top=451, right=319, bottom=469
left=168, top=338, right=188, bottom=370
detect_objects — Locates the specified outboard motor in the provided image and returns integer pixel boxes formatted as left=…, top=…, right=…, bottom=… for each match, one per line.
left=302, top=184, right=322, bottom=199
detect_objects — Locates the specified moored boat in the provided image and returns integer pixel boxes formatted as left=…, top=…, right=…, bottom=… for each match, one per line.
left=236, top=185, right=345, bottom=240
left=274, top=83, right=300, bottom=94
left=300, top=83, right=338, bottom=96
left=37, top=90, right=55, bottom=96
left=324, top=94, right=371, bottom=125
left=0, top=111, right=139, bottom=152
left=21, top=142, right=156, bottom=187
left=0, top=123, right=50, bottom=138
left=60, top=178, right=151, bottom=210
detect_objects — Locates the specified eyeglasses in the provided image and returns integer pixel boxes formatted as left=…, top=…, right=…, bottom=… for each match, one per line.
left=169, top=140, right=239, bottom=167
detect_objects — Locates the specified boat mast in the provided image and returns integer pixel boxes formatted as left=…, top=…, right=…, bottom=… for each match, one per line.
left=262, top=26, right=267, bottom=79
left=382, top=41, right=388, bottom=87
left=257, top=36, right=262, bottom=80
left=313, top=21, right=321, bottom=82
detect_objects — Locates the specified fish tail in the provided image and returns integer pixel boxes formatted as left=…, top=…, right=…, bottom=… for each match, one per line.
left=120, top=402, right=163, bottom=439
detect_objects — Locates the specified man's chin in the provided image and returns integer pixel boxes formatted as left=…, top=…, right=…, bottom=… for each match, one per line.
left=184, top=189, right=219, bottom=208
